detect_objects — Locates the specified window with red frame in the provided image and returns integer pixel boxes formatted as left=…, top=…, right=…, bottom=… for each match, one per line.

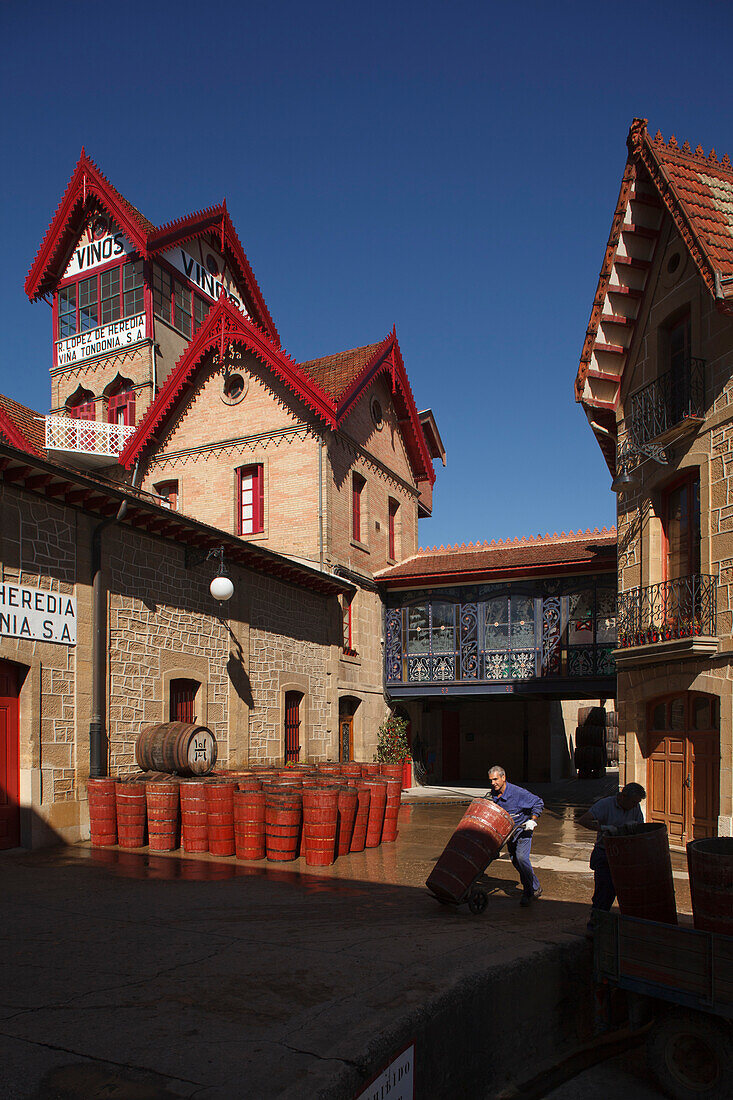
left=154, top=480, right=179, bottom=511
left=342, top=595, right=356, bottom=655
left=66, top=389, right=95, bottom=420
left=57, top=259, right=144, bottom=339
left=170, top=678, right=199, bottom=723
left=107, top=388, right=136, bottom=426
left=153, top=263, right=210, bottom=338
left=388, top=498, right=399, bottom=560
left=238, top=464, right=264, bottom=535
left=352, top=473, right=365, bottom=542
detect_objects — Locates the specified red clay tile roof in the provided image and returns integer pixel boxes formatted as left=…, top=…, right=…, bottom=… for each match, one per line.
left=0, top=394, right=46, bottom=457
left=299, top=342, right=385, bottom=401
left=376, top=527, right=617, bottom=584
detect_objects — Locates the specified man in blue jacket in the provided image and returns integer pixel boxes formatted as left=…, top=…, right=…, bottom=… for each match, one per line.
left=487, top=765, right=544, bottom=907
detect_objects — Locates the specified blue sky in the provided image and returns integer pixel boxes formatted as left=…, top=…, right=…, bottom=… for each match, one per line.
left=2, top=0, right=731, bottom=548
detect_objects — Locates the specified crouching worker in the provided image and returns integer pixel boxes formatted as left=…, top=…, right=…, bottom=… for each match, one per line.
left=577, top=782, right=646, bottom=929
left=487, top=765, right=543, bottom=907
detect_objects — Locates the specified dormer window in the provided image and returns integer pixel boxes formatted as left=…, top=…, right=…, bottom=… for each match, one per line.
left=153, top=262, right=210, bottom=339
left=56, top=259, right=144, bottom=339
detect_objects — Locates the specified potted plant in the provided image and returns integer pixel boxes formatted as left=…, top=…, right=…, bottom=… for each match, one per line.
left=374, top=714, right=412, bottom=789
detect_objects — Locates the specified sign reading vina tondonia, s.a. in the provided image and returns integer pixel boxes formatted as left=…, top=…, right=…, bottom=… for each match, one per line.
left=355, top=1044, right=414, bottom=1100
left=55, top=313, right=147, bottom=366
left=0, top=584, right=76, bottom=646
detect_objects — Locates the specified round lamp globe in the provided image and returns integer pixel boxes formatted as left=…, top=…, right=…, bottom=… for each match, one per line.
left=210, top=575, right=234, bottom=601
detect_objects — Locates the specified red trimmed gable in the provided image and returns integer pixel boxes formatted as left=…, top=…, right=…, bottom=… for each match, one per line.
left=25, top=151, right=278, bottom=344
left=576, top=118, right=733, bottom=476
left=0, top=394, right=46, bottom=457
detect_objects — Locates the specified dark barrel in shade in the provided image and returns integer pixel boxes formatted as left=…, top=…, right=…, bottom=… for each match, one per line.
left=605, top=822, right=677, bottom=924
left=687, top=837, right=733, bottom=934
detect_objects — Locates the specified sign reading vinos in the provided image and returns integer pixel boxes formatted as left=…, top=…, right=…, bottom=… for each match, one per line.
left=55, top=313, right=147, bottom=366
left=0, top=583, right=76, bottom=645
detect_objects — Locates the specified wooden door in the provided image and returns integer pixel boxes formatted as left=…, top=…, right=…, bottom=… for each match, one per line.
left=441, top=711, right=460, bottom=784
left=646, top=692, right=720, bottom=844
left=0, top=661, right=20, bottom=850
left=284, top=692, right=302, bottom=764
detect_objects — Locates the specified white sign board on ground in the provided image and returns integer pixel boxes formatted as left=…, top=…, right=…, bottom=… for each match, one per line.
left=354, top=1044, right=414, bottom=1100
left=0, top=584, right=76, bottom=645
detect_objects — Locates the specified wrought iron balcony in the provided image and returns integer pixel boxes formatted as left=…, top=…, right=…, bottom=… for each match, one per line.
left=45, top=415, right=136, bottom=468
left=627, top=358, right=705, bottom=450
left=617, top=574, right=717, bottom=649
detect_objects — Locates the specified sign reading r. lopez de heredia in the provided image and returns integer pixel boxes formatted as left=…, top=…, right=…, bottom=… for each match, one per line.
left=55, top=313, right=147, bottom=367
left=0, top=584, right=76, bottom=646
left=355, top=1044, right=414, bottom=1100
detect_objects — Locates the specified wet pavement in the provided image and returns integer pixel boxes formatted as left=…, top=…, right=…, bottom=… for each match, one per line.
left=0, top=787, right=692, bottom=1099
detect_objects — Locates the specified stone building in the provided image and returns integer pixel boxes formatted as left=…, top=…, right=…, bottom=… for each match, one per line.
left=376, top=530, right=617, bottom=783
left=576, top=118, right=733, bottom=842
left=0, top=151, right=443, bottom=847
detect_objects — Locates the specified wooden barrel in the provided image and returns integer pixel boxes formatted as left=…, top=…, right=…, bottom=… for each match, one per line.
left=578, top=706, right=606, bottom=726
left=237, top=778, right=263, bottom=792
left=687, top=838, right=733, bottom=934
left=265, top=790, right=302, bottom=861
left=87, top=777, right=118, bottom=846
left=179, top=779, right=208, bottom=853
left=381, top=777, right=402, bottom=843
left=575, top=744, right=605, bottom=776
left=302, top=787, right=338, bottom=866
left=350, top=787, right=372, bottom=852
left=205, top=780, right=237, bottom=856
left=576, top=725, right=605, bottom=748
left=361, top=763, right=382, bottom=777
left=379, top=763, right=403, bottom=780
left=359, top=778, right=388, bottom=847
left=146, top=779, right=180, bottom=851
left=340, top=763, right=362, bottom=779
left=336, top=787, right=359, bottom=856
left=234, top=790, right=266, bottom=860
left=605, top=823, right=677, bottom=924
left=426, top=798, right=514, bottom=903
left=115, top=781, right=147, bottom=848
left=136, top=723, right=217, bottom=776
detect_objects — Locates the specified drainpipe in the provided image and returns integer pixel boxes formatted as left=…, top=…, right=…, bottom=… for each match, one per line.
left=89, top=460, right=140, bottom=777
left=318, top=437, right=324, bottom=571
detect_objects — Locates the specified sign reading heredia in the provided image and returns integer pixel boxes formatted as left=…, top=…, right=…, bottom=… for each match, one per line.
left=0, top=583, right=76, bottom=645
left=56, top=313, right=147, bottom=366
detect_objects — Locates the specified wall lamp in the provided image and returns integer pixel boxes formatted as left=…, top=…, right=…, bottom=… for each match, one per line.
left=185, top=545, right=235, bottom=602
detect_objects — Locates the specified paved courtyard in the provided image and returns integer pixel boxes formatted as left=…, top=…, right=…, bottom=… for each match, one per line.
left=0, top=787, right=692, bottom=1099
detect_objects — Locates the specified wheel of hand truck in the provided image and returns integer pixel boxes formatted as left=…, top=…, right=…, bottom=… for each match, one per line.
left=467, top=887, right=488, bottom=915
left=646, top=1008, right=732, bottom=1100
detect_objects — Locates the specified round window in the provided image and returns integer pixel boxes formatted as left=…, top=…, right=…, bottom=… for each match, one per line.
left=91, top=217, right=109, bottom=240
left=221, top=373, right=248, bottom=405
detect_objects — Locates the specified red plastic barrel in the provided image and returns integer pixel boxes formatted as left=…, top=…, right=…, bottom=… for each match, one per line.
left=350, top=787, right=372, bottom=852
left=205, top=780, right=237, bottom=857
left=179, top=779, right=208, bottom=853
left=381, top=777, right=402, bottom=843
left=426, top=798, right=514, bottom=903
left=605, top=823, right=677, bottom=924
left=115, top=781, right=147, bottom=848
left=359, top=779, right=388, bottom=847
left=687, top=838, right=733, bottom=934
left=265, top=790, right=302, bottom=861
left=302, top=787, right=338, bottom=866
left=146, top=779, right=180, bottom=851
left=234, top=790, right=266, bottom=860
left=336, top=787, right=359, bottom=856
left=87, top=777, right=118, bottom=846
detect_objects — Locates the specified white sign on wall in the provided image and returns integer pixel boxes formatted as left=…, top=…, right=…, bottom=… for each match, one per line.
left=0, top=584, right=76, bottom=646
left=165, top=246, right=248, bottom=316
left=355, top=1044, right=414, bottom=1100
left=64, top=230, right=137, bottom=279
left=55, top=313, right=147, bottom=366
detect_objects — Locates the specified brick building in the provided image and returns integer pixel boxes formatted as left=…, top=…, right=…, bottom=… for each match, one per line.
left=0, top=151, right=442, bottom=847
left=576, top=118, right=733, bottom=842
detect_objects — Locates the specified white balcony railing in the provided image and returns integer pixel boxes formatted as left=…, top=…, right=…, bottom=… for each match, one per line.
left=45, top=415, right=136, bottom=464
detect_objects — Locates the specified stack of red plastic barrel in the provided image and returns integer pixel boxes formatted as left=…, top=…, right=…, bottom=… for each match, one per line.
left=87, top=761, right=404, bottom=865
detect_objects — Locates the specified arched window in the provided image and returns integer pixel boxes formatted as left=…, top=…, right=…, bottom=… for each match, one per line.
left=104, top=375, right=136, bottom=427
left=65, top=386, right=95, bottom=421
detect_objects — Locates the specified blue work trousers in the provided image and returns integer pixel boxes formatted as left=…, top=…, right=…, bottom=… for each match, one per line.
left=590, top=846, right=615, bottom=910
left=506, top=833, right=539, bottom=897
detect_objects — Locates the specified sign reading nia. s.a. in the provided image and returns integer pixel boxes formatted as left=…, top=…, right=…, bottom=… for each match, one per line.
left=56, top=314, right=147, bottom=366
left=0, top=583, right=76, bottom=646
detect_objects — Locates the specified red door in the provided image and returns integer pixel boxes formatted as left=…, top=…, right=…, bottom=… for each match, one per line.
left=441, top=711, right=460, bottom=784
left=0, top=661, right=20, bottom=850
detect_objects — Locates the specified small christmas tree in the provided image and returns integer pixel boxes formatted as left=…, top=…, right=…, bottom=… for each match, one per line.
left=374, top=714, right=410, bottom=763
